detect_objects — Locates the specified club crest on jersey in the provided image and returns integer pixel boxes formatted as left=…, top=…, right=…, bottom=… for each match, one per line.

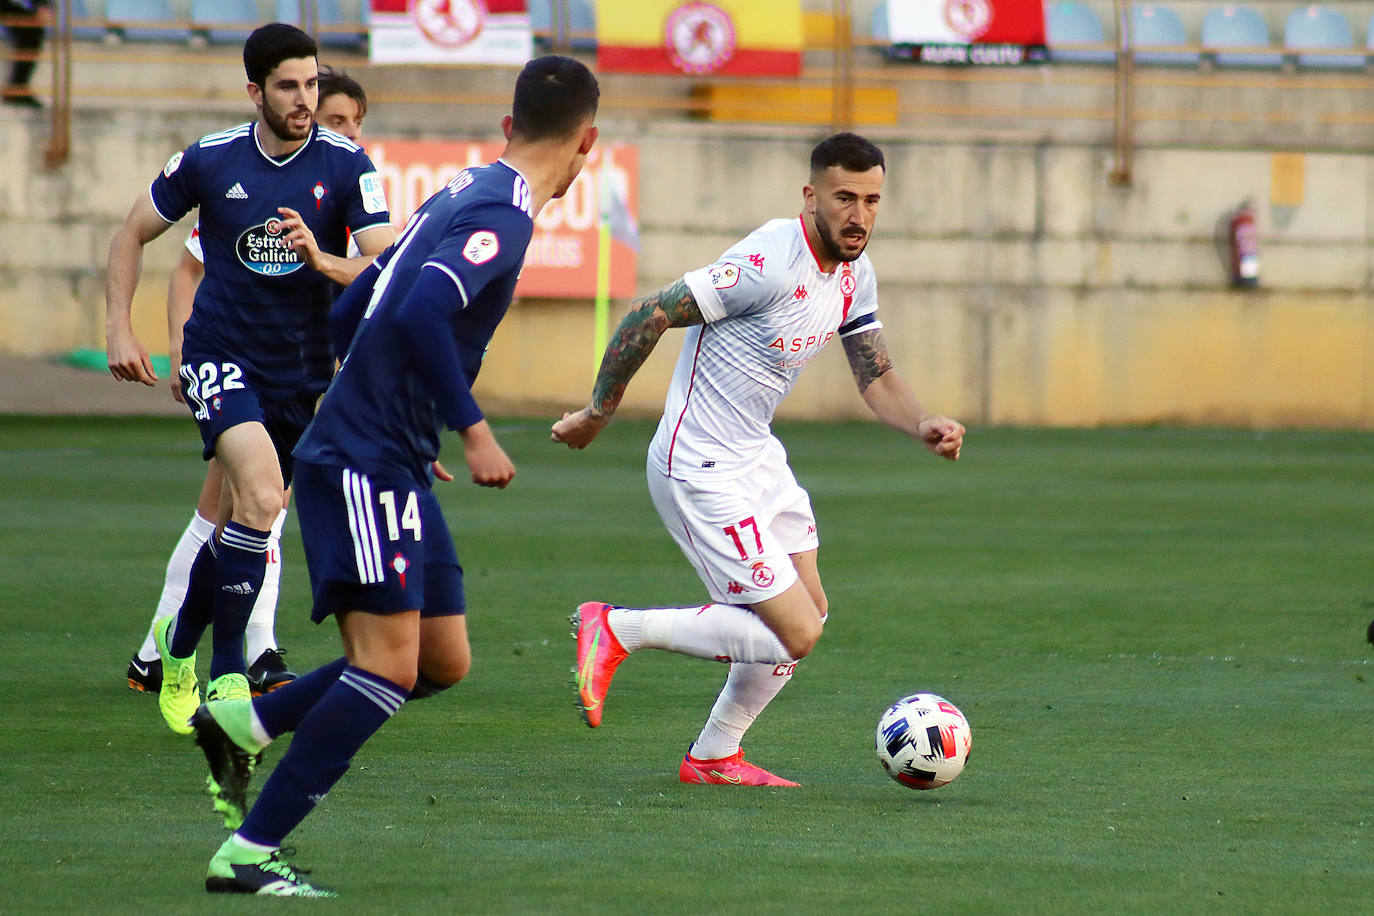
left=312, top=182, right=328, bottom=210
left=392, top=553, right=409, bottom=589
left=750, top=562, right=775, bottom=589
left=840, top=268, right=856, bottom=297
left=463, top=231, right=500, bottom=265
left=236, top=217, right=304, bottom=276
left=708, top=262, right=740, bottom=290
left=163, top=152, right=184, bottom=178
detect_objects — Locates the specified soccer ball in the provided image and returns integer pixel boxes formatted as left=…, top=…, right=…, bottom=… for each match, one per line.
left=875, top=693, right=972, bottom=790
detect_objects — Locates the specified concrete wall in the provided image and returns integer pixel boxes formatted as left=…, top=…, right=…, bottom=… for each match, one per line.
left=3, top=64, right=1373, bottom=428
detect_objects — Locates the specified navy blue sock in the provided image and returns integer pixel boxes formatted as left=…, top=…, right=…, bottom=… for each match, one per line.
left=238, top=666, right=407, bottom=847
left=253, top=657, right=349, bottom=740
left=168, top=540, right=217, bottom=658
left=209, top=521, right=270, bottom=680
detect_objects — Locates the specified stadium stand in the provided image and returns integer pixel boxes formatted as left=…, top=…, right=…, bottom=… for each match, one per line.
left=68, top=0, right=111, bottom=42
left=1283, top=4, right=1365, bottom=70
left=191, top=0, right=257, bottom=45
left=1201, top=3, right=1283, bottom=68
left=1045, top=1, right=1116, bottom=64
left=1130, top=2, right=1200, bottom=66
left=275, top=0, right=367, bottom=49
left=104, top=0, right=191, bottom=44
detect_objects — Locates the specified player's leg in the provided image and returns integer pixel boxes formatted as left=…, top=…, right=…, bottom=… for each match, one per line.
left=411, top=498, right=470, bottom=699
left=200, top=463, right=424, bottom=893
left=245, top=495, right=292, bottom=697
left=203, top=420, right=286, bottom=698
left=128, top=461, right=222, bottom=694
left=574, top=468, right=808, bottom=729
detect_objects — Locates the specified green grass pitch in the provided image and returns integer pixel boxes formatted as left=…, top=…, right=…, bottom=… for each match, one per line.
left=1, top=415, right=1370, bottom=913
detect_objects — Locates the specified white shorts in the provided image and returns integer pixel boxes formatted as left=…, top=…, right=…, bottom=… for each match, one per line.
left=647, top=454, right=820, bottom=605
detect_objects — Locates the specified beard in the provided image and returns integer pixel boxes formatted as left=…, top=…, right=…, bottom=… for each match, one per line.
left=261, top=97, right=312, bottom=143
left=814, top=208, right=868, bottom=264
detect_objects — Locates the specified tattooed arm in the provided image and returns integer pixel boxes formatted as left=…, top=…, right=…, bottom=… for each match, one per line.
left=551, top=279, right=705, bottom=449
left=843, top=327, right=965, bottom=461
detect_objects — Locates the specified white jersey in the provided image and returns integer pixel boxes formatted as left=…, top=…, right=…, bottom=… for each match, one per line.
left=648, top=216, right=882, bottom=481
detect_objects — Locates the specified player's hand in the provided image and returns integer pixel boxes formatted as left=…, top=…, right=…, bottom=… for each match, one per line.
left=277, top=206, right=324, bottom=271
left=918, top=415, right=965, bottom=461
left=106, top=327, right=158, bottom=386
left=432, top=459, right=454, bottom=482
left=550, top=407, right=609, bottom=449
left=460, top=421, right=516, bottom=489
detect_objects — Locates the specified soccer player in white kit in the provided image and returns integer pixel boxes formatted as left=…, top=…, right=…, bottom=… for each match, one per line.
left=552, top=133, right=965, bottom=786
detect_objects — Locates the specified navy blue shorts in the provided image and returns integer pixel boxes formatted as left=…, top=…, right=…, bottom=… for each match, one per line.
left=178, top=356, right=315, bottom=487
left=292, top=460, right=466, bottom=623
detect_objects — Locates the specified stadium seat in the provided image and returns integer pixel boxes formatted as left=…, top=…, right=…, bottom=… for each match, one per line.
left=67, top=0, right=111, bottom=42
left=1200, top=4, right=1282, bottom=68
left=104, top=0, right=190, bottom=43
left=1045, top=2, right=1116, bottom=64
left=1283, top=5, right=1365, bottom=70
left=867, top=0, right=896, bottom=59
left=1130, top=2, right=1200, bottom=66
left=529, top=0, right=552, bottom=50
left=191, top=0, right=256, bottom=45
left=276, top=0, right=368, bottom=49
left=567, top=0, right=595, bottom=51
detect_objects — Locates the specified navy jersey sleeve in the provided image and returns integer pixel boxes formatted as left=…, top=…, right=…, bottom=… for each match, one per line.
left=147, top=143, right=202, bottom=225
left=341, top=151, right=392, bottom=236
left=329, top=259, right=382, bottom=357
left=419, top=202, right=532, bottom=305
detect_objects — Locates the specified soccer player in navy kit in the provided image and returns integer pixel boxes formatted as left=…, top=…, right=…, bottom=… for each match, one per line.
left=189, top=55, right=600, bottom=896
left=104, top=24, right=396, bottom=739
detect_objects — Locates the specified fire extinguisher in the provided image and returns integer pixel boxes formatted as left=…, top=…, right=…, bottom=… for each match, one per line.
left=1227, top=200, right=1260, bottom=288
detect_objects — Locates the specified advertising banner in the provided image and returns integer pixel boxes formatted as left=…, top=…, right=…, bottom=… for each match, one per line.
left=365, top=138, right=639, bottom=299
left=886, top=0, right=1047, bottom=65
left=369, top=0, right=533, bottom=65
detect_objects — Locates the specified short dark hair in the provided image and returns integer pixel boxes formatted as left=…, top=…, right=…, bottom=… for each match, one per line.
left=318, top=64, right=367, bottom=119
left=510, top=55, right=599, bottom=142
left=810, top=132, right=885, bottom=184
left=243, top=23, right=318, bottom=87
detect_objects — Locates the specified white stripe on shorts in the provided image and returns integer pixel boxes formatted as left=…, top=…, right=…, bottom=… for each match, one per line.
left=342, top=468, right=384, bottom=584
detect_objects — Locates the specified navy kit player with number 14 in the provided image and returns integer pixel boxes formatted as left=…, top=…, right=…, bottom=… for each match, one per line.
left=105, top=24, right=395, bottom=740
left=187, top=55, right=600, bottom=896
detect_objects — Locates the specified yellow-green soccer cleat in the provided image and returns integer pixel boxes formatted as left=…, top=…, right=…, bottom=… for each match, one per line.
left=153, top=616, right=199, bottom=735
left=193, top=699, right=267, bottom=831
left=206, top=673, right=251, bottom=702
left=206, top=836, right=337, bottom=897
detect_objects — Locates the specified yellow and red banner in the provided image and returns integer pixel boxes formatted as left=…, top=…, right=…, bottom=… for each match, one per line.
left=596, top=0, right=802, bottom=77
left=365, top=138, right=639, bottom=299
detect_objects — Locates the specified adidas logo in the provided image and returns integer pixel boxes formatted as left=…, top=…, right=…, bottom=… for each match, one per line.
left=222, top=581, right=255, bottom=595
left=225, top=182, right=248, bottom=199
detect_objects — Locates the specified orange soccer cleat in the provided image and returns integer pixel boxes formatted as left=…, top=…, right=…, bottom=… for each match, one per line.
left=678, top=748, right=800, bottom=787
left=573, top=602, right=627, bottom=728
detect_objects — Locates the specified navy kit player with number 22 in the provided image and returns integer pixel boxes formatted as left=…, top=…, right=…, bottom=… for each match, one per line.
left=105, top=24, right=396, bottom=740
left=187, top=55, right=600, bottom=896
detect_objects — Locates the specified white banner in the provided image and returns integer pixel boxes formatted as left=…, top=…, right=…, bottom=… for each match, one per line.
left=369, top=1, right=533, bottom=66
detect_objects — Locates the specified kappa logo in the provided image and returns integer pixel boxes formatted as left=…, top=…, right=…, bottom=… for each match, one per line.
left=726, top=581, right=745, bottom=595
left=224, top=182, right=248, bottom=200
left=747, top=253, right=766, bottom=270
left=792, top=285, right=807, bottom=300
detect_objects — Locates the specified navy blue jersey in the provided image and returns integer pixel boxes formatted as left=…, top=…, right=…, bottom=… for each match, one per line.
left=150, top=122, right=391, bottom=399
left=295, top=160, right=534, bottom=484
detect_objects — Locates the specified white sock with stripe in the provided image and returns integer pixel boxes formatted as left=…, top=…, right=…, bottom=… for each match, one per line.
left=607, top=604, right=794, bottom=664
left=139, top=511, right=215, bottom=662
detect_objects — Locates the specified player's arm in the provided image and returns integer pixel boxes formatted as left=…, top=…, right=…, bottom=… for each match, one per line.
left=165, top=246, right=204, bottom=403
left=393, top=266, right=514, bottom=489
left=276, top=207, right=396, bottom=286
left=550, top=278, right=705, bottom=449
left=105, top=191, right=175, bottom=385
left=843, top=327, right=964, bottom=461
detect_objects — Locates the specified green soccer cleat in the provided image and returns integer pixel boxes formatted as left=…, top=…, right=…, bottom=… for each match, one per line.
left=192, top=701, right=266, bottom=831
left=206, top=673, right=251, bottom=703
left=206, top=837, right=336, bottom=897
left=153, top=616, right=198, bottom=735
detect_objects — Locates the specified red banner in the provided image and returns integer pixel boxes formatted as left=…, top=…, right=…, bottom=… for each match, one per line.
left=365, top=138, right=638, bottom=299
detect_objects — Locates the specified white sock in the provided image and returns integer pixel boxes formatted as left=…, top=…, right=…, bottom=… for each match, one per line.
left=691, top=661, right=795, bottom=760
left=607, top=604, right=794, bottom=665
left=138, top=511, right=215, bottom=661
left=244, top=508, right=287, bottom=664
